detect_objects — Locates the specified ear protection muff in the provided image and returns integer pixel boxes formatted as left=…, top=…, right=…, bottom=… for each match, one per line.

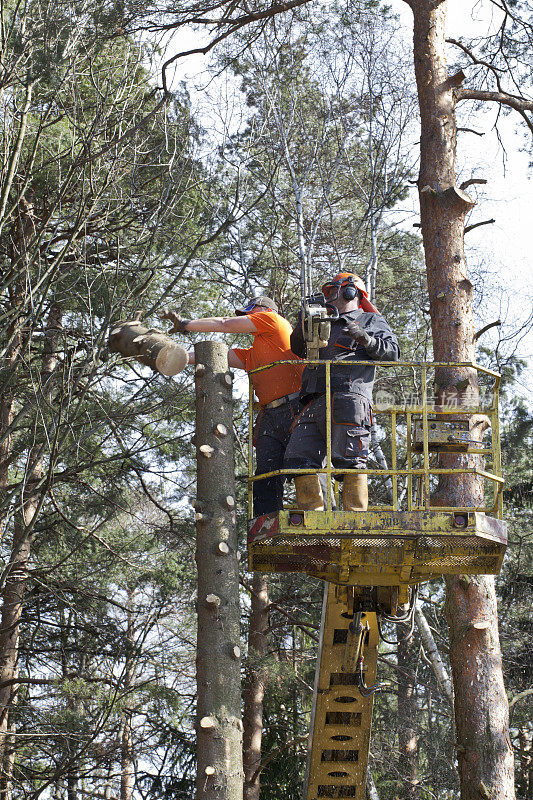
left=342, top=284, right=358, bottom=301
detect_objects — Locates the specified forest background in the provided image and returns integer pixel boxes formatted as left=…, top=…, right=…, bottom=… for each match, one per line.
left=0, top=0, right=531, bottom=799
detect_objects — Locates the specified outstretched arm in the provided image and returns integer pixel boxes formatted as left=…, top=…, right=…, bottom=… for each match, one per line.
left=186, top=316, right=256, bottom=334
left=187, top=348, right=245, bottom=370
left=161, top=308, right=257, bottom=335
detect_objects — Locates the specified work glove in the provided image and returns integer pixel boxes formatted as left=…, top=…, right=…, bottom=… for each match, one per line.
left=160, top=308, right=191, bottom=334
left=343, top=320, right=371, bottom=346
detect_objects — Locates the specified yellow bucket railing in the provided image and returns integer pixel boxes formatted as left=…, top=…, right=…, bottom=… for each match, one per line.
left=247, top=360, right=503, bottom=518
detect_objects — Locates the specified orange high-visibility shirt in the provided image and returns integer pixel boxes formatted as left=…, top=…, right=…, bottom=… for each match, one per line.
left=233, top=310, right=303, bottom=406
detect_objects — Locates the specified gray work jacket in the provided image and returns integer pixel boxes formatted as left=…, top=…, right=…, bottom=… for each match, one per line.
left=290, top=309, right=400, bottom=402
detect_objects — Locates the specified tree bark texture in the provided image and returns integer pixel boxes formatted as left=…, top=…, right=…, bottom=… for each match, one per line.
left=194, top=341, right=243, bottom=800
left=517, top=727, right=531, bottom=800
left=0, top=303, right=62, bottom=785
left=366, top=772, right=380, bottom=800
left=408, top=1, right=514, bottom=797
left=242, top=573, right=269, bottom=800
left=109, top=321, right=187, bottom=376
left=397, top=632, right=419, bottom=799
left=0, top=205, right=30, bottom=541
left=414, top=603, right=453, bottom=706
left=120, top=590, right=135, bottom=800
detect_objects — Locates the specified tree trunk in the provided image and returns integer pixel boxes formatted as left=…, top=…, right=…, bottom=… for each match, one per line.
left=366, top=772, right=380, bottom=800
left=517, top=726, right=531, bottom=800
left=194, top=341, right=243, bottom=800
left=397, top=631, right=419, bottom=799
left=67, top=771, right=77, bottom=800
left=243, top=573, right=269, bottom=800
left=0, top=203, right=29, bottom=540
left=0, top=303, right=62, bottom=778
left=414, top=603, right=453, bottom=705
left=108, top=321, right=187, bottom=376
left=120, top=590, right=135, bottom=800
left=0, top=695, right=16, bottom=800
left=407, top=0, right=514, bottom=796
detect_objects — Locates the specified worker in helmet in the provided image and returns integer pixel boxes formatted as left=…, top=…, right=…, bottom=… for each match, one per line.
left=161, top=296, right=303, bottom=516
left=284, top=273, right=400, bottom=512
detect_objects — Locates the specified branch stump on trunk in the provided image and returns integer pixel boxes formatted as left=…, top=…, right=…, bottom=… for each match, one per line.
left=194, top=341, right=243, bottom=800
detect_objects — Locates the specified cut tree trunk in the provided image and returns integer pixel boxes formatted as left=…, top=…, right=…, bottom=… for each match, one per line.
left=243, top=573, right=269, bottom=800
left=108, top=321, right=187, bottom=376
left=194, top=341, right=243, bottom=800
left=406, top=0, right=514, bottom=797
left=397, top=631, right=419, bottom=799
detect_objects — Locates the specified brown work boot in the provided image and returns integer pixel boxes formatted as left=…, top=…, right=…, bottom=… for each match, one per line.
left=294, top=475, right=324, bottom=511
left=343, top=472, right=368, bottom=511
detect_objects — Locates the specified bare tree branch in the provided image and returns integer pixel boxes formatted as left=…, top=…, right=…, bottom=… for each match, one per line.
left=474, top=320, right=502, bottom=342
left=464, top=218, right=495, bottom=235
left=455, top=88, right=533, bottom=134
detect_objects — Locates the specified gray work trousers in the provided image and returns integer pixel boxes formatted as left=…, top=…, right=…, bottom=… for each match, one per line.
left=283, top=392, right=372, bottom=473
left=253, top=396, right=301, bottom=515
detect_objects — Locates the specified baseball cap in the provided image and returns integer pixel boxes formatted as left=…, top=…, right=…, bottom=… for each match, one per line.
left=235, top=296, right=278, bottom=315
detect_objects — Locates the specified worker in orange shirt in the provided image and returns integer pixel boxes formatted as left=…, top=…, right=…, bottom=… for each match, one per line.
left=161, top=296, right=303, bottom=515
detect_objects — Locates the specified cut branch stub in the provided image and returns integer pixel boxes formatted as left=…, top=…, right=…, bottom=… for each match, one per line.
left=217, top=541, right=230, bottom=555
left=231, top=646, right=241, bottom=660
left=199, top=444, right=215, bottom=459
left=199, top=716, right=217, bottom=731
left=205, top=594, right=221, bottom=609
left=109, top=321, right=187, bottom=376
left=460, top=177, right=487, bottom=190
left=223, top=495, right=235, bottom=510
left=421, top=184, right=476, bottom=211
left=464, top=218, right=495, bottom=235
left=205, top=766, right=215, bottom=777
left=444, top=69, right=466, bottom=88
left=214, top=423, right=228, bottom=437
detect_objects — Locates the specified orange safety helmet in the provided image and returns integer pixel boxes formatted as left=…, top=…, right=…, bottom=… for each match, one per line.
left=321, top=272, right=379, bottom=314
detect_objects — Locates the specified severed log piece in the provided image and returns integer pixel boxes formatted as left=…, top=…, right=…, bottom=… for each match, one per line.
left=108, top=321, right=187, bottom=377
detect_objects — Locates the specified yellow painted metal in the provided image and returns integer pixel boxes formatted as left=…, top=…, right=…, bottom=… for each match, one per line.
left=248, top=509, right=507, bottom=586
left=391, top=411, right=397, bottom=509
left=421, top=366, right=430, bottom=510
left=492, top=381, right=503, bottom=518
left=246, top=362, right=504, bottom=520
left=325, top=360, right=333, bottom=511
left=407, top=413, right=412, bottom=512
left=246, top=360, right=506, bottom=586
left=248, top=359, right=501, bottom=376
left=304, top=584, right=378, bottom=800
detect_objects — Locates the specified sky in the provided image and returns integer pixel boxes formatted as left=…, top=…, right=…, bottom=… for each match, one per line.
left=160, top=0, right=533, bottom=396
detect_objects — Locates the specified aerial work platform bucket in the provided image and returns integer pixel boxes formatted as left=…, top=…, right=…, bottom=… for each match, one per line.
left=246, top=360, right=507, bottom=588
left=248, top=508, right=506, bottom=585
